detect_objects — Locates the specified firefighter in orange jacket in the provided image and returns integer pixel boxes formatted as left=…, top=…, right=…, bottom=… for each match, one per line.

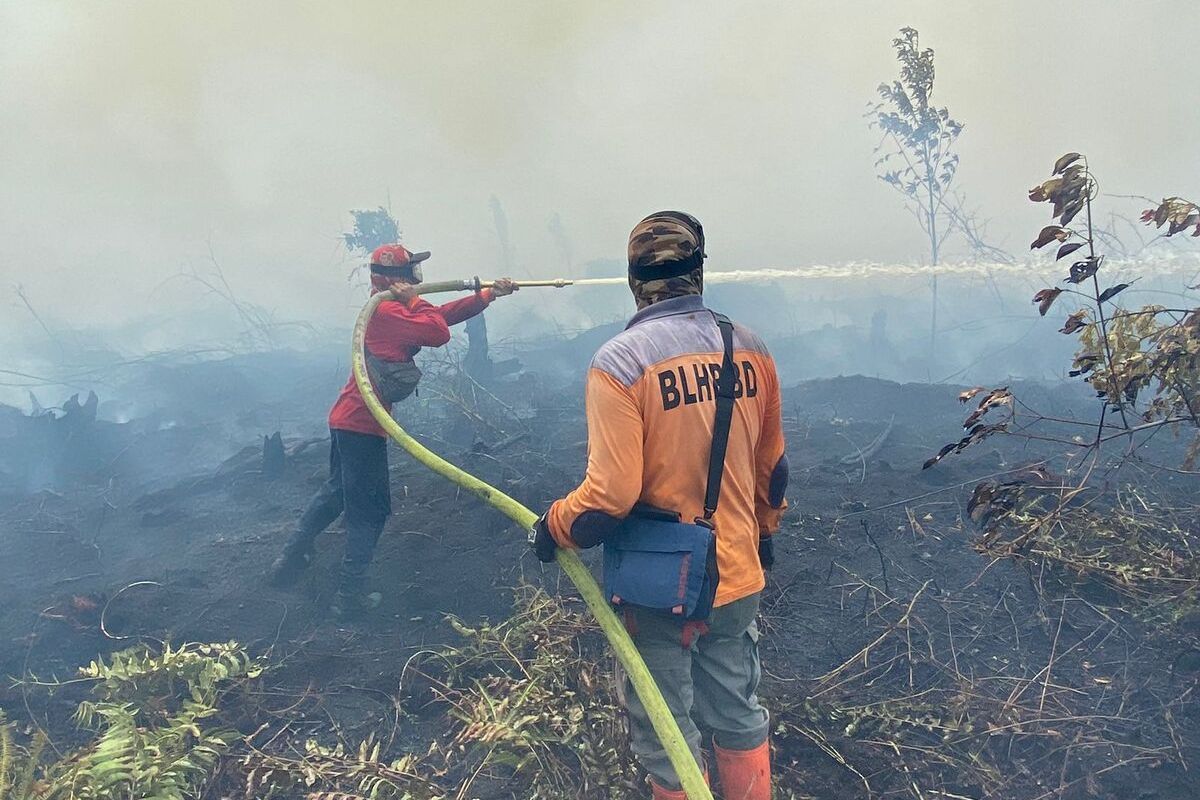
left=270, top=243, right=517, bottom=619
left=532, top=212, right=788, bottom=799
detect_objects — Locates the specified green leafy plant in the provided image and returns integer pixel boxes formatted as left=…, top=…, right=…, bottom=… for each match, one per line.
left=869, top=27, right=964, bottom=266
left=343, top=207, right=401, bottom=254
left=1, top=713, right=48, bottom=800
left=9, top=642, right=261, bottom=800
left=869, top=28, right=1005, bottom=363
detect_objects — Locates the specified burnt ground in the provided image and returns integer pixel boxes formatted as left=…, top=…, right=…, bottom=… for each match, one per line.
left=1, top=366, right=1198, bottom=799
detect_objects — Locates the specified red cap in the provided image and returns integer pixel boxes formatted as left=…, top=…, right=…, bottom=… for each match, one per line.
left=370, top=244, right=430, bottom=269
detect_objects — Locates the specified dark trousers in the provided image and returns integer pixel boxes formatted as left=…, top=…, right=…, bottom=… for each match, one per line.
left=285, top=429, right=391, bottom=587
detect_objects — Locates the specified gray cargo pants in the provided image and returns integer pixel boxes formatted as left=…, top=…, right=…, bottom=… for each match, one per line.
left=617, top=592, right=769, bottom=789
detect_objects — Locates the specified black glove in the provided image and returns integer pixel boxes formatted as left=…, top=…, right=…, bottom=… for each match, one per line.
left=530, top=515, right=558, bottom=563
left=758, top=537, right=775, bottom=571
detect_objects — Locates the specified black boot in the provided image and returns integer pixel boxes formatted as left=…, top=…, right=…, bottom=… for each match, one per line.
left=330, top=585, right=366, bottom=621
left=268, top=543, right=314, bottom=587
left=272, top=454, right=347, bottom=588
left=330, top=562, right=380, bottom=621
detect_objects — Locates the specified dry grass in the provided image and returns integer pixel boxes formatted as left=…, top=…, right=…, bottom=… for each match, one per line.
left=764, top=487, right=1200, bottom=799
left=238, top=585, right=641, bottom=800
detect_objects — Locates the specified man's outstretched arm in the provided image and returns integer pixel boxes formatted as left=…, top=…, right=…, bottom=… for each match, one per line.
left=535, top=369, right=644, bottom=559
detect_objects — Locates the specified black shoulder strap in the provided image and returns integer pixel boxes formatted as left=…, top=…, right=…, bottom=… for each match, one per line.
left=703, top=313, right=737, bottom=520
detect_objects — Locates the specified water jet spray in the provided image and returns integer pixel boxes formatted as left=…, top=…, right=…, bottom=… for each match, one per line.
left=413, top=257, right=1200, bottom=298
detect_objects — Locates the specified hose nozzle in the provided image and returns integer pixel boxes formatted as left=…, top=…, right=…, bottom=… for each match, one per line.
left=511, top=278, right=574, bottom=289
left=415, top=276, right=575, bottom=296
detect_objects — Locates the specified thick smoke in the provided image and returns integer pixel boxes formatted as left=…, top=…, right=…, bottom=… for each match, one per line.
left=1, top=1, right=1197, bottom=399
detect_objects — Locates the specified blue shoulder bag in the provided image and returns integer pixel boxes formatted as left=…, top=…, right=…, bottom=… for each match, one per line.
left=602, top=312, right=738, bottom=622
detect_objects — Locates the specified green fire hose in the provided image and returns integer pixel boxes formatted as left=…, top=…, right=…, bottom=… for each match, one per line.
left=352, top=280, right=712, bottom=799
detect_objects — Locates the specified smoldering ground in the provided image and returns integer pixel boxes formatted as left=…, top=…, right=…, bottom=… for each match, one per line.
left=2, top=4, right=1200, bottom=800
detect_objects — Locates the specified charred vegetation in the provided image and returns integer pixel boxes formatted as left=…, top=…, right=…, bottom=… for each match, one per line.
left=2, top=15, right=1199, bottom=800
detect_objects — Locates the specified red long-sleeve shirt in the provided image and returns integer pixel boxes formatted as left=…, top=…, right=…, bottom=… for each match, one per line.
left=328, top=289, right=493, bottom=436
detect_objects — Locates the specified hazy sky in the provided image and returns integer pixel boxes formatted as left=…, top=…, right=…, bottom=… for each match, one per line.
left=2, top=1, right=1197, bottom=333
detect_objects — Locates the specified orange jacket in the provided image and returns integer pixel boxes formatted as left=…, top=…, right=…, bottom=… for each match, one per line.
left=547, top=295, right=788, bottom=607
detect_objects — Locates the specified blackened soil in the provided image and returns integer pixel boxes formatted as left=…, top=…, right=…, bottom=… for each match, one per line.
left=2, top=374, right=1197, bottom=798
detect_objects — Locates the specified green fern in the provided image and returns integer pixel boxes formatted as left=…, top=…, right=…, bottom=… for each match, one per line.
left=78, top=641, right=261, bottom=712
left=7, top=642, right=262, bottom=800
left=0, top=713, right=48, bottom=800
left=13, top=733, right=45, bottom=800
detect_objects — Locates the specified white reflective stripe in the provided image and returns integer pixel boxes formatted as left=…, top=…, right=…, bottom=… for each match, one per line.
left=592, top=312, right=771, bottom=388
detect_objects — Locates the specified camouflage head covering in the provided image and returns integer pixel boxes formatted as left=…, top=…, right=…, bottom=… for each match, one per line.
left=627, top=211, right=705, bottom=309
left=629, top=268, right=704, bottom=309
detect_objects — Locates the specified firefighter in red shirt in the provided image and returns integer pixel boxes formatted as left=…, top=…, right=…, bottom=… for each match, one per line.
left=270, top=243, right=517, bottom=618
